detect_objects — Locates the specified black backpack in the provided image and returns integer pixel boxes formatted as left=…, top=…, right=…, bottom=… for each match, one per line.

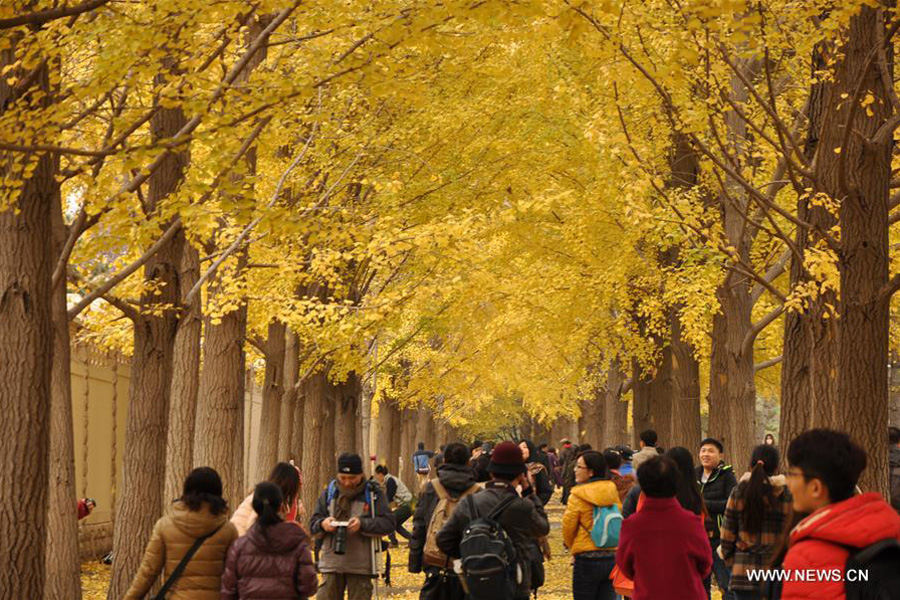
left=844, top=538, right=900, bottom=600
left=459, top=493, right=518, bottom=600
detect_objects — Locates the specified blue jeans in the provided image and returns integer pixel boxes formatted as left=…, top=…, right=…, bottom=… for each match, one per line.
left=573, top=554, right=616, bottom=600
left=705, top=537, right=734, bottom=600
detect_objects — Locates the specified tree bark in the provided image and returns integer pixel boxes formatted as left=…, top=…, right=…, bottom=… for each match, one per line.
left=279, top=329, right=299, bottom=461
left=399, top=407, right=418, bottom=491
left=670, top=310, right=702, bottom=452
left=707, top=281, right=756, bottom=469
left=109, top=100, right=187, bottom=598
left=300, top=371, right=326, bottom=522
left=890, top=353, right=900, bottom=429
left=255, top=320, right=287, bottom=483
left=334, top=372, right=362, bottom=455
left=827, top=4, right=893, bottom=495
left=602, top=362, right=629, bottom=447
left=583, top=387, right=604, bottom=450
left=193, top=279, right=248, bottom=507
left=780, top=40, right=837, bottom=445
left=0, top=38, right=56, bottom=600
left=416, top=404, right=436, bottom=451
left=46, top=180, right=81, bottom=600
left=163, top=242, right=201, bottom=506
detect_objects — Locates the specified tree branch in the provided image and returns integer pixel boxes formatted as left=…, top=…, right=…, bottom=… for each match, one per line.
left=67, top=218, right=182, bottom=320
left=754, top=355, right=783, bottom=373
left=0, top=0, right=110, bottom=30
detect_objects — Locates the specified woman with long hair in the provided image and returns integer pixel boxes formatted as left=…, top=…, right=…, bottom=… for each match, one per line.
left=719, top=444, right=792, bottom=600
left=519, top=439, right=555, bottom=505
left=665, top=446, right=706, bottom=516
left=124, top=467, right=238, bottom=600
left=222, top=482, right=318, bottom=599
left=232, top=461, right=304, bottom=536
left=562, top=451, right=621, bottom=600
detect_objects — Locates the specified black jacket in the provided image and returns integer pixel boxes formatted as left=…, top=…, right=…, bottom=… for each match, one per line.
left=409, top=463, right=477, bottom=573
left=696, top=462, right=736, bottom=538
left=527, top=463, right=554, bottom=506
left=436, top=480, right=550, bottom=594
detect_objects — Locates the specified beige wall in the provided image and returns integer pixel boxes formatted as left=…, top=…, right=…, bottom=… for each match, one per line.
left=74, top=346, right=263, bottom=558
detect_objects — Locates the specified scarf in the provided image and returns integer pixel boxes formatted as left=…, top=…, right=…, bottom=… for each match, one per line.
left=334, top=479, right=367, bottom=520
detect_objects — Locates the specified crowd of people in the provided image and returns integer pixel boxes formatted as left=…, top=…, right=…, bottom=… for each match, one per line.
left=117, top=427, right=900, bottom=600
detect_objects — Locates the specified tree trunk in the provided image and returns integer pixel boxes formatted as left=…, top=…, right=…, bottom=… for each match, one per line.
left=416, top=404, right=436, bottom=451
left=163, top=243, right=201, bottom=506
left=255, top=320, right=287, bottom=483
left=109, top=97, right=187, bottom=600
left=399, top=407, right=417, bottom=491
left=376, top=400, right=401, bottom=474
left=670, top=311, right=702, bottom=452
left=319, top=378, right=336, bottom=491
left=890, top=353, right=900, bottom=429
left=300, top=372, right=326, bottom=521
left=602, top=363, right=629, bottom=447
left=46, top=184, right=81, bottom=600
left=333, top=372, right=361, bottom=455
left=292, top=382, right=305, bottom=465
left=279, top=329, right=299, bottom=461
left=707, top=279, right=756, bottom=469
left=827, top=4, right=893, bottom=495
left=631, top=358, right=653, bottom=448
left=648, top=346, right=674, bottom=448
left=780, top=41, right=837, bottom=445
left=582, top=388, right=604, bottom=450
left=193, top=280, right=248, bottom=507
left=0, top=41, right=55, bottom=600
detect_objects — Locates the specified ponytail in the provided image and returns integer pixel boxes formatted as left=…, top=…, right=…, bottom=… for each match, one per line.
left=252, top=482, right=284, bottom=529
left=742, top=444, right=779, bottom=536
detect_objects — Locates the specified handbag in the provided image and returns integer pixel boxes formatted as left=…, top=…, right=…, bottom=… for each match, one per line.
left=151, top=523, right=223, bottom=599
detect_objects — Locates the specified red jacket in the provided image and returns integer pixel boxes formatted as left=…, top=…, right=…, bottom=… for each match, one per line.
left=221, top=521, right=318, bottom=599
left=782, top=492, right=900, bottom=600
left=616, top=496, right=711, bottom=600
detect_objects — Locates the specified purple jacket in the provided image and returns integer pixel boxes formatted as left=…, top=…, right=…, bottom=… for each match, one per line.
left=221, top=521, right=318, bottom=600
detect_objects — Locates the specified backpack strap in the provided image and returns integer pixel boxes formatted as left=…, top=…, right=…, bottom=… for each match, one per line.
left=460, top=484, right=481, bottom=499
left=432, top=479, right=450, bottom=501
left=153, top=522, right=223, bottom=600
left=465, top=494, right=480, bottom=520
left=487, top=493, right=518, bottom=521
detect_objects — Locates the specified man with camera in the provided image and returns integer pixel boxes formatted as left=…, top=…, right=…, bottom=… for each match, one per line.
left=311, top=453, right=396, bottom=600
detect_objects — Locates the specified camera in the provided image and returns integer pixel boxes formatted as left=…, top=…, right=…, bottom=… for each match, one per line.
left=332, top=521, right=350, bottom=555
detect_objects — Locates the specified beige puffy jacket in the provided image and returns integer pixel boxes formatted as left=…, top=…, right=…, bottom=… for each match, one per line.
left=124, top=501, right=238, bottom=600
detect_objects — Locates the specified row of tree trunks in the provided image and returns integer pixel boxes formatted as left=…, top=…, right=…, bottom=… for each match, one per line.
left=163, top=243, right=202, bottom=506
left=255, top=321, right=287, bottom=485
left=0, top=50, right=56, bottom=597
left=108, top=91, right=188, bottom=597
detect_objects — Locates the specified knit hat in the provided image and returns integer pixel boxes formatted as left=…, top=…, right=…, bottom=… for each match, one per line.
left=489, top=441, right=526, bottom=476
left=337, top=453, right=363, bottom=475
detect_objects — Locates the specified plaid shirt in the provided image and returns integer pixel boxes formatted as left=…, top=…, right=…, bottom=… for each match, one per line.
left=718, top=475, right=792, bottom=592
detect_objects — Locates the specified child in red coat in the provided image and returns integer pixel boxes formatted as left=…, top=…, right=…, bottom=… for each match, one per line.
left=782, top=429, right=900, bottom=600
left=616, top=456, right=711, bottom=600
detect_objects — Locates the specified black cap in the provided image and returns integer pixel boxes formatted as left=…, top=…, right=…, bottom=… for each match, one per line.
left=337, top=452, right=363, bottom=475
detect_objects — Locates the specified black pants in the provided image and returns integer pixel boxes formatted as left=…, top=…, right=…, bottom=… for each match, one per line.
left=572, top=554, right=616, bottom=600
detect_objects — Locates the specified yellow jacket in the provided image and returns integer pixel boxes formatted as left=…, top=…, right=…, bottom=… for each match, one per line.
left=562, top=479, right=621, bottom=554
left=124, top=501, right=238, bottom=600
